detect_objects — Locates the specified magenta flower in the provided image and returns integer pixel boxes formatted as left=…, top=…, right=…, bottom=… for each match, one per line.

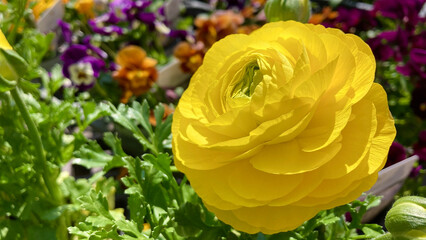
left=385, top=141, right=407, bottom=168
left=367, top=27, right=410, bottom=61
left=58, top=20, right=73, bottom=44
left=397, top=48, right=426, bottom=79
left=410, top=165, right=422, bottom=178
left=88, top=14, right=124, bottom=35
left=373, top=0, right=425, bottom=29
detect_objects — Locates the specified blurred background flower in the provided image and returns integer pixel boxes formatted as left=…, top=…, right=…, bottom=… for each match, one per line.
left=113, top=45, right=158, bottom=103
left=61, top=44, right=105, bottom=91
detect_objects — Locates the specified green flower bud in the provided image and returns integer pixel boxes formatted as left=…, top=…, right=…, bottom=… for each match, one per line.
left=0, top=48, right=28, bottom=92
left=385, top=196, right=426, bottom=239
left=264, top=0, right=312, bottom=23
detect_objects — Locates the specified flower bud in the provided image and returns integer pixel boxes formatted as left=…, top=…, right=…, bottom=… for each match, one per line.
left=385, top=196, right=426, bottom=239
left=264, top=0, right=312, bottom=23
left=0, top=30, right=27, bottom=92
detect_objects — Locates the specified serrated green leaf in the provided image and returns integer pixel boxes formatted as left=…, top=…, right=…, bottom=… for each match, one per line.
left=143, top=153, right=172, bottom=181
left=68, top=226, right=91, bottom=238
left=78, top=190, right=113, bottom=221
left=362, top=225, right=385, bottom=237
left=116, top=219, right=149, bottom=239
left=86, top=215, right=114, bottom=227
left=317, top=215, right=340, bottom=226
left=104, top=156, right=126, bottom=173
left=131, top=100, right=153, bottom=135
left=153, top=104, right=165, bottom=127
left=103, top=132, right=126, bottom=157
left=174, top=202, right=207, bottom=237
left=74, top=140, right=113, bottom=168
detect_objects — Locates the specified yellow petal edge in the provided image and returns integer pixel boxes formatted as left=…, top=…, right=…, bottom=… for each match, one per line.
left=172, top=21, right=396, bottom=234
left=0, top=30, right=12, bottom=50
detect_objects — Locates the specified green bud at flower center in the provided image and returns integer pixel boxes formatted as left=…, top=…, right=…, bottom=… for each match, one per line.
left=232, top=61, right=262, bottom=98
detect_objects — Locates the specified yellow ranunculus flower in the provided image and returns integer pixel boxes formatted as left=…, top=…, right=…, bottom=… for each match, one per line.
left=0, top=30, right=12, bottom=50
left=172, top=21, right=396, bottom=234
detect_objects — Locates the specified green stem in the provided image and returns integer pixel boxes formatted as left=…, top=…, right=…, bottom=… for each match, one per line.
left=8, top=0, right=26, bottom=44
left=10, top=87, right=62, bottom=203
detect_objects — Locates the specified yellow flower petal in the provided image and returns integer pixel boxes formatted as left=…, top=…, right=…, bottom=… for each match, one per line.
left=0, top=30, right=12, bottom=50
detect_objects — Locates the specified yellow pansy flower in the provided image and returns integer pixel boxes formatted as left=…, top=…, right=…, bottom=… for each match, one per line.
left=172, top=21, right=396, bottom=234
left=75, top=0, right=94, bottom=19
left=32, top=0, right=57, bottom=20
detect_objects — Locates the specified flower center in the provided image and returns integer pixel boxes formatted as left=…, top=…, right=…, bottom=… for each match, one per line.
left=231, top=61, right=262, bottom=98
left=69, top=62, right=95, bottom=85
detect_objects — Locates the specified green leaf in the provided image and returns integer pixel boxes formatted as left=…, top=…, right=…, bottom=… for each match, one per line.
left=174, top=202, right=206, bottom=237
left=143, top=153, right=172, bottom=181
left=27, top=226, right=56, bottom=240
left=40, top=204, right=80, bottom=221
left=0, top=74, right=16, bottom=92
left=362, top=225, right=385, bottom=237
left=104, top=156, right=126, bottom=173
left=78, top=190, right=114, bottom=221
left=19, top=79, right=40, bottom=96
left=153, top=104, right=165, bottom=127
left=103, top=132, right=126, bottom=156
left=128, top=193, right=147, bottom=230
left=74, top=140, right=113, bottom=168
left=86, top=215, right=114, bottom=227
left=131, top=100, right=153, bottom=135
left=115, top=219, right=149, bottom=239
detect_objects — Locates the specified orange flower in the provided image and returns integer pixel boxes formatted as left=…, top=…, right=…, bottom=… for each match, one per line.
left=251, top=0, right=266, bottom=7
left=173, top=41, right=205, bottom=74
left=75, top=0, right=94, bottom=19
left=113, top=45, right=158, bottom=103
left=309, top=6, right=338, bottom=25
left=32, top=0, right=57, bottom=20
left=237, top=24, right=259, bottom=34
left=195, top=10, right=244, bottom=48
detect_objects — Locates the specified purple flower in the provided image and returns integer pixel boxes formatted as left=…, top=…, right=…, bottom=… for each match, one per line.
left=414, top=131, right=426, bottom=161
left=137, top=12, right=156, bottom=26
left=385, top=141, right=407, bottom=168
left=58, top=20, right=73, bottom=44
left=367, top=28, right=410, bottom=61
left=410, top=165, right=422, bottom=178
left=169, top=29, right=189, bottom=39
left=125, top=0, right=152, bottom=21
left=373, top=0, right=425, bottom=29
left=397, top=48, right=426, bottom=79
left=61, top=44, right=105, bottom=91
left=131, top=0, right=152, bottom=11
left=220, top=0, right=246, bottom=10
left=88, top=17, right=124, bottom=35
left=412, top=31, right=426, bottom=49
left=109, top=0, right=133, bottom=21
left=82, top=36, right=108, bottom=59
